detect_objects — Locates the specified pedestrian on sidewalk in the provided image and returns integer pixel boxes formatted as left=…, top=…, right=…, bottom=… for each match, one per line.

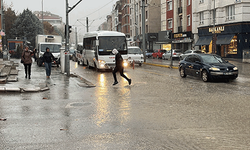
left=42, top=47, right=55, bottom=78
left=21, top=46, right=34, bottom=79
left=112, top=49, right=131, bottom=85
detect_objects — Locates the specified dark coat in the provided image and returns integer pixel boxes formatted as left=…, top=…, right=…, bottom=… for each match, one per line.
left=43, top=52, right=55, bottom=63
left=21, top=50, right=34, bottom=64
left=115, top=53, right=123, bottom=68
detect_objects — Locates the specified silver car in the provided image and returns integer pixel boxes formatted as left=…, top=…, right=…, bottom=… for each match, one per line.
left=162, top=49, right=182, bottom=60
left=179, top=50, right=203, bottom=60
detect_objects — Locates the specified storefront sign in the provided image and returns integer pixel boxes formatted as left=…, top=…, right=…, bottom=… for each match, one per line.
left=209, top=26, right=225, bottom=33
left=174, top=33, right=187, bottom=39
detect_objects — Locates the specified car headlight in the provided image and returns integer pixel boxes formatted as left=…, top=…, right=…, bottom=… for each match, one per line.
left=209, top=67, right=220, bottom=71
left=123, top=60, right=128, bottom=67
left=233, top=67, right=238, bottom=70
left=98, top=60, right=106, bottom=64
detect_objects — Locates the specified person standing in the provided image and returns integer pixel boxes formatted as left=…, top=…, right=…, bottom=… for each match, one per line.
left=21, top=46, right=34, bottom=79
left=112, top=49, right=131, bottom=85
left=42, top=47, right=55, bottom=78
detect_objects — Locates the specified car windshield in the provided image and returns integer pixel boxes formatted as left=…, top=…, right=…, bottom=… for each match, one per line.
left=128, top=48, right=142, bottom=54
left=201, top=55, right=226, bottom=64
left=41, top=44, right=61, bottom=53
left=99, top=36, right=127, bottom=55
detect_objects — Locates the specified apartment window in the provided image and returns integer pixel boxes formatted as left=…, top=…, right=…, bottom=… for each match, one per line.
left=167, top=1, right=172, bottom=11
left=187, top=15, right=190, bottom=26
left=146, top=11, right=148, bottom=20
left=187, top=0, right=191, bottom=5
left=146, top=25, right=148, bottom=33
left=168, top=19, right=173, bottom=29
left=226, top=5, right=235, bottom=20
left=199, top=12, right=204, bottom=24
left=199, top=0, right=204, bottom=3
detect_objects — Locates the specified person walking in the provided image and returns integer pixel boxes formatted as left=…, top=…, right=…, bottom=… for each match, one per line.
left=112, top=49, right=131, bottom=85
left=42, top=47, right=55, bottom=78
left=21, top=46, right=34, bottom=79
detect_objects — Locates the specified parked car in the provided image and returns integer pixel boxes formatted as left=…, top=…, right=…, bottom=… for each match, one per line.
left=152, top=49, right=167, bottom=59
left=127, top=46, right=144, bottom=66
left=162, top=49, right=182, bottom=60
left=145, top=49, right=154, bottom=58
left=179, top=50, right=203, bottom=60
left=179, top=53, right=238, bottom=82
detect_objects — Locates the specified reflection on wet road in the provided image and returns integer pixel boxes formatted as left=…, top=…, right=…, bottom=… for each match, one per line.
left=1, top=60, right=250, bottom=149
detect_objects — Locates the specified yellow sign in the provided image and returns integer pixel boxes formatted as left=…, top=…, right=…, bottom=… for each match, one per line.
left=209, top=26, right=225, bottom=33
left=162, top=44, right=171, bottom=50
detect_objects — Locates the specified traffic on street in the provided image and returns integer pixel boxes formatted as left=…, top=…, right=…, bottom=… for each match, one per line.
left=0, top=58, right=250, bottom=149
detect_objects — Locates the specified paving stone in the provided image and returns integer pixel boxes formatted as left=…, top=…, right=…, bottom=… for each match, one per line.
left=22, top=87, right=41, bottom=92
left=0, top=77, right=7, bottom=84
left=7, top=75, right=18, bottom=82
left=10, top=70, right=18, bottom=75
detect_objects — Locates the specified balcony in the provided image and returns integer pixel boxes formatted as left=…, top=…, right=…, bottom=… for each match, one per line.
left=178, top=26, right=182, bottom=33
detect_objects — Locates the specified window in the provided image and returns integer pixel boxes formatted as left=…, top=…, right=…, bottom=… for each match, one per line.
left=168, top=19, right=173, bottom=29
left=226, top=5, right=235, bottom=20
left=187, top=15, right=190, bottom=26
left=146, top=11, right=148, bottom=20
left=146, top=25, right=148, bottom=33
left=167, top=1, right=172, bottom=10
left=199, top=0, right=204, bottom=3
left=199, top=12, right=204, bottom=24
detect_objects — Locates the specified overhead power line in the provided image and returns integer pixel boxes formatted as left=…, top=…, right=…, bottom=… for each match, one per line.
left=78, top=0, right=114, bottom=20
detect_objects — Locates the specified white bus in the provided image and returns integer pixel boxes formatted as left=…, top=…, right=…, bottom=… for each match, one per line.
left=79, top=31, right=128, bottom=71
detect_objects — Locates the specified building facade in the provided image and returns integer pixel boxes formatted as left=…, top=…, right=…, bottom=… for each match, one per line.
left=193, top=0, right=250, bottom=58
left=33, top=11, right=63, bottom=28
left=121, top=0, right=130, bottom=37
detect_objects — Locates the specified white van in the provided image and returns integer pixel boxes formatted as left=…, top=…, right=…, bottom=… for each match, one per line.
left=127, top=46, right=144, bottom=66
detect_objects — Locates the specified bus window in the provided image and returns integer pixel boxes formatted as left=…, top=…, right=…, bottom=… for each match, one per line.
left=98, top=36, right=127, bottom=55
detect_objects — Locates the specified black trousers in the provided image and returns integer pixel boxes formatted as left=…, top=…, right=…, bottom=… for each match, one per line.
left=24, top=63, right=32, bottom=76
left=112, top=66, right=129, bottom=82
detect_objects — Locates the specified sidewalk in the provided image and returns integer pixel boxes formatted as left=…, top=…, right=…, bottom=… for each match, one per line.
left=0, top=59, right=49, bottom=92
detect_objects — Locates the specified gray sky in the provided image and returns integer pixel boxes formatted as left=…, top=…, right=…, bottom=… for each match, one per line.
left=4, top=0, right=116, bottom=34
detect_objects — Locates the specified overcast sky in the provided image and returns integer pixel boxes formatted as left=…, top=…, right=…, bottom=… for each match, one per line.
left=4, top=0, right=116, bottom=34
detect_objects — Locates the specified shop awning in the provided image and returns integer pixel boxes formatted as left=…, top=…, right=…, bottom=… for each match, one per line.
left=216, top=34, right=234, bottom=45
left=195, top=36, right=212, bottom=46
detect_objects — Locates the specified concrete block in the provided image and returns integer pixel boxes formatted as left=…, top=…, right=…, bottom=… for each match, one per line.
left=0, top=87, right=6, bottom=92
left=5, top=87, right=21, bottom=92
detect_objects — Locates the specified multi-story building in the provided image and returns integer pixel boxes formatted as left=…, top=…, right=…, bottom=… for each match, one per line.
left=121, top=0, right=130, bottom=37
left=0, top=0, right=3, bottom=52
left=111, top=1, right=122, bottom=32
left=33, top=11, right=63, bottom=28
left=130, top=0, right=161, bottom=50
left=193, top=0, right=250, bottom=58
left=161, top=0, right=193, bottom=52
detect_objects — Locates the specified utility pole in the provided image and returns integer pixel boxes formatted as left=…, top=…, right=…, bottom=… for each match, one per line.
left=212, top=0, right=216, bottom=54
left=75, top=27, right=78, bottom=48
left=86, top=17, right=89, bottom=32
left=65, top=0, right=82, bottom=76
left=42, top=0, right=44, bottom=34
left=141, top=0, right=146, bottom=62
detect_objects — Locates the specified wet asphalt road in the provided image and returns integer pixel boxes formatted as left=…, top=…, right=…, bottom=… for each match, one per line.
left=0, top=59, right=250, bottom=149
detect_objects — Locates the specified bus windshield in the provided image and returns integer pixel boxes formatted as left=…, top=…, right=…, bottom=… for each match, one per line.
left=98, top=36, right=127, bottom=55
left=41, top=44, right=61, bottom=53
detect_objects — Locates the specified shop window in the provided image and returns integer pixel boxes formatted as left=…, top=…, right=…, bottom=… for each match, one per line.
left=221, top=35, right=237, bottom=57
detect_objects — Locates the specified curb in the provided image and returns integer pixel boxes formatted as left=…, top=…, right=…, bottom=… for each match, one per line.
left=143, top=62, right=179, bottom=69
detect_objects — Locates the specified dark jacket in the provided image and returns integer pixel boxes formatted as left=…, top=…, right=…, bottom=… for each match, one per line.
left=22, top=50, right=34, bottom=64
left=115, top=53, right=123, bottom=68
left=43, top=52, right=55, bottom=63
